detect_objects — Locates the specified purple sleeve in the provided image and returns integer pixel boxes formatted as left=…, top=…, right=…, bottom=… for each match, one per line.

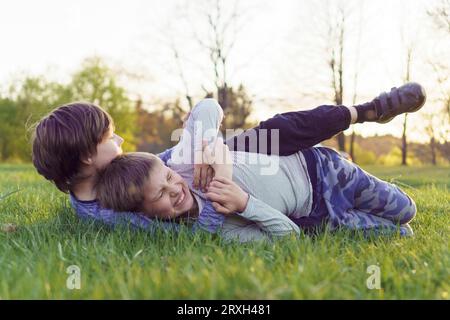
left=70, top=194, right=179, bottom=233
left=193, top=200, right=226, bottom=233
left=157, top=147, right=174, bottom=165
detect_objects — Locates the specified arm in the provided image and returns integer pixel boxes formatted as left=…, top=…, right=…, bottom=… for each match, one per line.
left=220, top=216, right=272, bottom=243
left=239, top=195, right=301, bottom=237
left=157, top=147, right=175, bottom=166
left=219, top=201, right=301, bottom=243
left=202, top=137, right=233, bottom=180
left=191, top=99, right=225, bottom=190
left=206, top=177, right=301, bottom=239
left=70, top=195, right=180, bottom=233
left=193, top=140, right=233, bottom=233
left=170, top=99, right=224, bottom=189
left=170, top=99, right=228, bottom=234
left=194, top=137, right=233, bottom=234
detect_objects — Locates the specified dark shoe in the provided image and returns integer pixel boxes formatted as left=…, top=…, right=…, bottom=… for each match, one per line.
left=375, top=82, right=426, bottom=123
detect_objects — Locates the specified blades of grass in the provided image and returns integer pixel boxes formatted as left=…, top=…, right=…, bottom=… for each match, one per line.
left=0, top=188, right=23, bottom=201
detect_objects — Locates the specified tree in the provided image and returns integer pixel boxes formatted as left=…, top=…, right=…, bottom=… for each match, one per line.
left=400, top=46, right=413, bottom=166
left=349, top=2, right=365, bottom=162
left=135, top=98, right=185, bottom=153
left=3, top=76, right=69, bottom=161
left=0, top=57, right=143, bottom=162
left=428, top=0, right=450, bottom=159
left=219, top=84, right=253, bottom=130
left=0, top=98, right=18, bottom=161
left=428, top=0, right=450, bottom=33
left=423, top=113, right=439, bottom=165
left=397, top=0, right=422, bottom=166
left=326, top=4, right=346, bottom=131
left=184, top=0, right=253, bottom=128
left=69, top=57, right=138, bottom=151
left=291, top=0, right=364, bottom=152
left=191, top=0, right=242, bottom=111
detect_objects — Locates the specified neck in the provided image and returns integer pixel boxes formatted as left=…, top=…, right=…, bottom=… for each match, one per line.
left=71, top=169, right=98, bottom=201
left=187, top=196, right=199, bottom=218
left=178, top=192, right=199, bottom=221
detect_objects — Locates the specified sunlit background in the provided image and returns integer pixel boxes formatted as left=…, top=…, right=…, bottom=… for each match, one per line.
left=0, top=0, right=449, bottom=163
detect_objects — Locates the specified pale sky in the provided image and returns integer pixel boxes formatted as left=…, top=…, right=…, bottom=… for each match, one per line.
left=0, top=0, right=448, bottom=143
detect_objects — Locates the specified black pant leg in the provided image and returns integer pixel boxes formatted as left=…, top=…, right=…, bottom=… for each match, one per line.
left=225, top=104, right=351, bottom=156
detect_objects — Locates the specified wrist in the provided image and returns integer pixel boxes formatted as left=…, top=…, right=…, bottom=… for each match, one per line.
left=238, top=192, right=250, bottom=213
left=213, top=165, right=232, bottom=179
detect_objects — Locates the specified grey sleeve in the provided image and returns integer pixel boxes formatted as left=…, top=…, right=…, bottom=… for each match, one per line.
left=239, top=195, right=301, bottom=236
left=220, top=195, right=300, bottom=243
left=170, top=99, right=223, bottom=166
left=220, top=217, right=271, bottom=243
left=188, top=98, right=224, bottom=152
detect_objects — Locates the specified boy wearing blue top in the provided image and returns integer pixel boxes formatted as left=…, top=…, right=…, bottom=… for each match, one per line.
left=32, top=83, right=426, bottom=239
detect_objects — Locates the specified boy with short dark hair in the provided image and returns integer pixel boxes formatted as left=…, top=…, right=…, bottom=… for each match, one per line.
left=32, top=83, right=426, bottom=239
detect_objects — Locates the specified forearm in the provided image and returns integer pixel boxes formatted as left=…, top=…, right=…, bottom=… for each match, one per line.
left=238, top=195, right=300, bottom=237
left=212, top=165, right=232, bottom=180
left=220, top=220, right=271, bottom=243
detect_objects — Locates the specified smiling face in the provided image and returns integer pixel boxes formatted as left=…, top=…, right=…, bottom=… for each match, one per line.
left=141, top=161, right=196, bottom=219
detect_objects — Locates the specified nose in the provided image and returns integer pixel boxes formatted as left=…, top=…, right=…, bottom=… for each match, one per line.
left=114, top=134, right=124, bottom=146
left=168, top=183, right=181, bottom=198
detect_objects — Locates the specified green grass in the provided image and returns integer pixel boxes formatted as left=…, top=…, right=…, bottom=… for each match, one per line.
left=0, top=164, right=449, bottom=299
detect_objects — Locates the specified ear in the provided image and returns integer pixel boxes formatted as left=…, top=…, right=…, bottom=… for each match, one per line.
left=81, top=156, right=93, bottom=166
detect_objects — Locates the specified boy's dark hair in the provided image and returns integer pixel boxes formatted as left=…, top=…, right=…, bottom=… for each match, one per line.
left=96, top=152, right=159, bottom=212
left=32, top=102, right=113, bottom=193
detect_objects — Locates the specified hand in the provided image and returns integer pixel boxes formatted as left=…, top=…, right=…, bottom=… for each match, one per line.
left=205, top=176, right=249, bottom=215
left=193, top=140, right=215, bottom=192
left=202, top=137, right=233, bottom=180
left=193, top=163, right=214, bottom=192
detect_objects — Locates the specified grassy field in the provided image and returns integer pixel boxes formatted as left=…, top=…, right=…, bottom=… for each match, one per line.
left=0, top=164, right=448, bottom=299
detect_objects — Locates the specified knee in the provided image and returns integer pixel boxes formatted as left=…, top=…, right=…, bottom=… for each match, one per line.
left=197, top=98, right=220, bottom=108
left=194, top=98, right=224, bottom=119
left=191, top=98, right=223, bottom=113
left=400, top=197, right=417, bottom=224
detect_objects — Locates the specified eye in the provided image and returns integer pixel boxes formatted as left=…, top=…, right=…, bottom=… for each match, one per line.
left=153, top=189, right=164, bottom=201
left=167, top=172, right=172, bottom=181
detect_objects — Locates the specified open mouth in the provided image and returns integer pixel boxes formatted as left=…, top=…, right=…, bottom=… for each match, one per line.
left=174, top=185, right=186, bottom=208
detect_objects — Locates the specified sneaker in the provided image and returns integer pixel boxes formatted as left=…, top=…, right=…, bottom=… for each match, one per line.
left=375, top=82, right=427, bottom=123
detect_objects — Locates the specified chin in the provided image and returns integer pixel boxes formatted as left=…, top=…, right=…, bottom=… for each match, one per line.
left=180, top=193, right=194, bottom=213
left=175, top=185, right=194, bottom=215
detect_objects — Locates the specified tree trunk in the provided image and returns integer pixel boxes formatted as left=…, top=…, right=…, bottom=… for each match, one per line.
left=350, top=128, right=356, bottom=162
left=335, top=19, right=346, bottom=153
left=336, top=132, right=346, bottom=152
left=401, top=47, right=412, bottom=166
left=401, top=113, right=408, bottom=166
left=218, top=83, right=228, bottom=111
left=430, top=136, right=437, bottom=165
left=335, top=93, right=346, bottom=152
